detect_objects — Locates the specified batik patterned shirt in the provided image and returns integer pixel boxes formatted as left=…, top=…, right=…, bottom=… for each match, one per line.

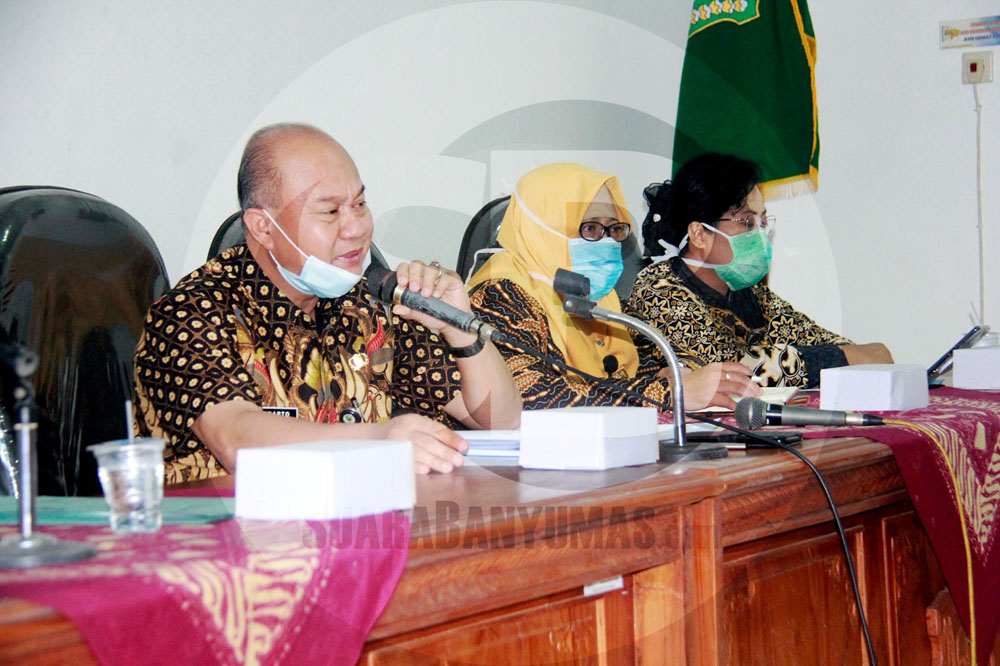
left=624, top=257, right=851, bottom=388
left=468, top=279, right=670, bottom=409
left=134, top=244, right=461, bottom=483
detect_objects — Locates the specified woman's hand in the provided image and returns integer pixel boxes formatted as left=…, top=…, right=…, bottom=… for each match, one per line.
left=679, top=362, right=761, bottom=410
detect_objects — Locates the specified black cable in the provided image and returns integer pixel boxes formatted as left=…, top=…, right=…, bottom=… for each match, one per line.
left=758, top=436, right=878, bottom=666
left=491, top=332, right=878, bottom=665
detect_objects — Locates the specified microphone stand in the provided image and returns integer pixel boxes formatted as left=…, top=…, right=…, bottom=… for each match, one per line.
left=560, top=292, right=725, bottom=460
left=0, top=346, right=96, bottom=568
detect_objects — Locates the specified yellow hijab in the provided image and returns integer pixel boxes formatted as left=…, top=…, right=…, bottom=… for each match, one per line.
left=468, top=163, right=640, bottom=377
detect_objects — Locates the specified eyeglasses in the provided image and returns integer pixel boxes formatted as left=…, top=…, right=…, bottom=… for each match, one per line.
left=579, top=220, right=631, bottom=242
left=712, top=214, right=776, bottom=234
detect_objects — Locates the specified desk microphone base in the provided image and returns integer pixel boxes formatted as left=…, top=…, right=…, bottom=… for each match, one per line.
left=659, top=441, right=728, bottom=462
left=0, top=533, right=97, bottom=569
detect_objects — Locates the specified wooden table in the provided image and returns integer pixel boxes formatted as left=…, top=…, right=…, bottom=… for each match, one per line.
left=1, top=437, right=994, bottom=665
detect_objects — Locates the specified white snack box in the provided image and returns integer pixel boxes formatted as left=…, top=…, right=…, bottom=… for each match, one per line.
left=519, top=406, right=658, bottom=470
left=953, top=347, right=1000, bottom=389
left=235, top=440, right=414, bottom=520
left=820, top=364, right=928, bottom=412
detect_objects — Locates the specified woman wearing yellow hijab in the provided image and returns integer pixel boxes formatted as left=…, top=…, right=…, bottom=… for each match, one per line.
left=468, top=163, right=756, bottom=410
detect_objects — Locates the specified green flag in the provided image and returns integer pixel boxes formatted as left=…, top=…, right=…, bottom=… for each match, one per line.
left=673, top=0, right=819, bottom=199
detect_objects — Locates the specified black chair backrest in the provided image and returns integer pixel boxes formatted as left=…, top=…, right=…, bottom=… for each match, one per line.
left=616, top=234, right=646, bottom=301
left=0, top=186, right=169, bottom=496
left=455, top=195, right=645, bottom=300
left=208, top=211, right=247, bottom=261
left=456, top=196, right=511, bottom=283
left=207, top=211, right=391, bottom=271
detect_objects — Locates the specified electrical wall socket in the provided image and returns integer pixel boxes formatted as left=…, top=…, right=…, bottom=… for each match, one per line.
left=962, top=51, right=994, bottom=85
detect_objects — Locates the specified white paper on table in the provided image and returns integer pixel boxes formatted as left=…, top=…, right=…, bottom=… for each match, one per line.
left=456, top=430, right=520, bottom=459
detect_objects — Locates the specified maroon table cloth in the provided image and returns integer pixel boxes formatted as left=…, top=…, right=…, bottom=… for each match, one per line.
left=796, top=387, right=999, bottom=665
left=0, top=510, right=410, bottom=665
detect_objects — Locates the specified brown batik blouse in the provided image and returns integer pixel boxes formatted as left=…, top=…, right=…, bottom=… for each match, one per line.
left=134, top=244, right=461, bottom=483
left=468, top=279, right=671, bottom=410
left=624, top=257, right=851, bottom=388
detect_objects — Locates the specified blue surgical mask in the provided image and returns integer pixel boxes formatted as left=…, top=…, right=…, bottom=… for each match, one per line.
left=568, top=237, right=624, bottom=301
left=512, top=188, right=626, bottom=301
left=263, top=210, right=368, bottom=299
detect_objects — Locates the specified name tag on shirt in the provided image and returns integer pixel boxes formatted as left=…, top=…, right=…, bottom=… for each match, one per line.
left=262, top=407, right=298, bottom=418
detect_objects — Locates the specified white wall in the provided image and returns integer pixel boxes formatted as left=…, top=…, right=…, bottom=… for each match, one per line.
left=810, top=2, right=999, bottom=365
left=1, top=0, right=997, bottom=366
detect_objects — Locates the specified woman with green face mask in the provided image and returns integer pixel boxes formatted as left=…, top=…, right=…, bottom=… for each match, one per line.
left=625, top=153, right=892, bottom=388
left=467, top=162, right=759, bottom=411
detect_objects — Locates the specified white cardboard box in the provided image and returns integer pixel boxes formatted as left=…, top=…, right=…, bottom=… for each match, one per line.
left=235, top=440, right=414, bottom=520
left=953, top=347, right=1000, bottom=389
left=820, top=364, right=928, bottom=412
left=519, top=406, right=658, bottom=470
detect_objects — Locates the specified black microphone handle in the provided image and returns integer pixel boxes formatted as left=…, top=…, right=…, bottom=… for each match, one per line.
left=364, top=264, right=506, bottom=342
left=394, top=287, right=483, bottom=335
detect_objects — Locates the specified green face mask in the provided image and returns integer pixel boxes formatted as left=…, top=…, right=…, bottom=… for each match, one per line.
left=682, top=225, right=772, bottom=291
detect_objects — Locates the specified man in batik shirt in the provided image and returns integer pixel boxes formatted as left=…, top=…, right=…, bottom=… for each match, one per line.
left=135, top=124, right=521, bottom=483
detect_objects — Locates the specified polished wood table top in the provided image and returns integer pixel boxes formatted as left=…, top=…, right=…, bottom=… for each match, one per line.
left=0, top=435, right=905, bottom=665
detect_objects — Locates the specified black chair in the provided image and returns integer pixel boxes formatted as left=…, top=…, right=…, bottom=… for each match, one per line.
left=207, top=211, right=247, bottom=261
left=455, top=195, right=645, bottom=300
left=456, top=196, right=511, bottom=284
left=0, top=186, right=169, bottom=496
left=207, top=211, right=391, bottom=270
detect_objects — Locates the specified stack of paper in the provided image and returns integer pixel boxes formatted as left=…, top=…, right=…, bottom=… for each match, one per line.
left=760, top=386, right=801, bottom=404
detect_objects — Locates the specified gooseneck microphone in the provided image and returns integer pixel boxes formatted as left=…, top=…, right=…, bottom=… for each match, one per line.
left=735, top=397, right=885, bottom=430
left=365, top=265, right=508, bottom=344
left=552, top=269, right=690, bottom=450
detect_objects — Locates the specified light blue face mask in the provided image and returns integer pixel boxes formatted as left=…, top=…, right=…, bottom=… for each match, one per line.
left=568, top=237, right=624, bottom=301
left=263, top=210, right=369, bottom=299
left=512, top=187, right=625, bottom=301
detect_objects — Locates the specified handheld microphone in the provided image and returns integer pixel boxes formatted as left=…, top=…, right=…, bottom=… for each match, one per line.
left=735, top=397, right=884, bottom=430
left=364, top=265, right=507, bottom=343
left=602, top=355, right=618, bottom=377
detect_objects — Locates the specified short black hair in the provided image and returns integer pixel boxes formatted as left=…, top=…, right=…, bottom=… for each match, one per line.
left=641, top=152, right=761, bottom=256
left=236, top=123, right=325, bottom=212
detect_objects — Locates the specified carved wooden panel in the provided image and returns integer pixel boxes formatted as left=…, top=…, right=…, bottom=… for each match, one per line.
left=363, top=584, right=636, bottom=665
left=632, top=561, right=687, bottom=665
left=373, top=505, right=684, bottom=639
left=927, top=588, right=1000, bottom=666
left=722, top=523, right=868, bottom=666
left=878, top=506, right=946, bottom=665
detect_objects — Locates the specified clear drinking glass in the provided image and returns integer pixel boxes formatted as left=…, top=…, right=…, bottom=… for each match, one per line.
left=88, top=438, right=165, bottom=533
